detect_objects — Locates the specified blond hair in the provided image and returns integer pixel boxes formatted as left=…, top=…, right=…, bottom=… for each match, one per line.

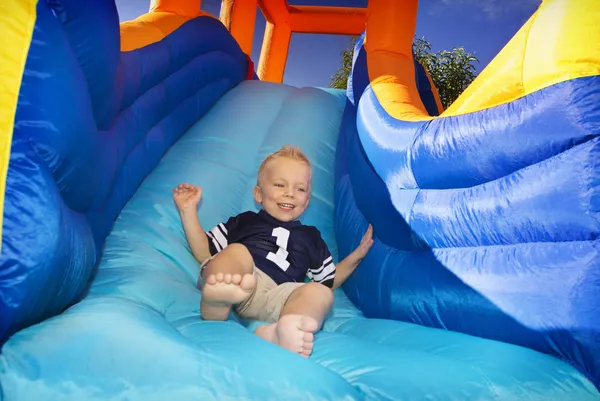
left=257, top=145, right=311, bottom=185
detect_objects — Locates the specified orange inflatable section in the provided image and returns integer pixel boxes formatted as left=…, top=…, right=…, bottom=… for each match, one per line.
left=365, top=0, right=432, bottom=122
left=150, top=0, right=204, bottom=18
left=121, top=0, right=212, bottom=52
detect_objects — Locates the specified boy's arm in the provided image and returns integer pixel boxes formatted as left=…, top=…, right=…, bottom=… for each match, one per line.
left=332, top=224, right=374, bottom=290
left=179, top=208, right=212, bottom=264
left=332, top=252, right=361, bottom=290
left=173, top=183, right=212, bottom=264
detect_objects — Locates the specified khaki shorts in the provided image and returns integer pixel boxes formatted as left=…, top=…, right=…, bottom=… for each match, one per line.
left=197, top=257, right=304, bottom=322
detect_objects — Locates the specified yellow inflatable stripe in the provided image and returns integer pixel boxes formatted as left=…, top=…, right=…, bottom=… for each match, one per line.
left=0, top=0, right=37, bottom=252
left=444, top=0, right=600, bottom=116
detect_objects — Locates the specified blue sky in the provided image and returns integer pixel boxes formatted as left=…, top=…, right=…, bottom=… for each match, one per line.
left=115, top=0, right=542, bottom=88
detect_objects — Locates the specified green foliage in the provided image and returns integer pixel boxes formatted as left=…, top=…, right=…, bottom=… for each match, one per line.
left=329, top=37, right=358, bottom=90
left=329, top=36, right=479, bottom=109
left=412, top=37, right=478, bottom=109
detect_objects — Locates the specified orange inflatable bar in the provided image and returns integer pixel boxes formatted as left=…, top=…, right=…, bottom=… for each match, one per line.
left=364, top=0, right=431, bottom=121
left=289, top=6, right=366, bottom=35
left=220, top=0, right=258, bottom=56
left=255, top=0, right=291, bottom=83
left=223, top=0, right=367, bottom=83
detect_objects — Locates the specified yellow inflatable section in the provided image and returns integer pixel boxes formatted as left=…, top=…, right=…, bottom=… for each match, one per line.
left=0, top=0, right=36, bottom=251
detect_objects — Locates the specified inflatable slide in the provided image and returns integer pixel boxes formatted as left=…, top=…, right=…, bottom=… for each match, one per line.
left=0, top=0, right=599, bottom=399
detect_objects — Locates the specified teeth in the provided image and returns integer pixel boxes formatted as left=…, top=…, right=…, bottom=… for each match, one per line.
left=279, top=203, right=294, bottom=209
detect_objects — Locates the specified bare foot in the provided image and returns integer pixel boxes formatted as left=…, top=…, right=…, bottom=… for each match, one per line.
left=255, top=314, right=319, bottom=357
left=201, top=272, right=256, bottom=320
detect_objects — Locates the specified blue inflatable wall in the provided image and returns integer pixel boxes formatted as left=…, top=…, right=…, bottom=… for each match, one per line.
left=0, top=0, right=248, bottom=345
left=338, top=18, right=600, bottom=390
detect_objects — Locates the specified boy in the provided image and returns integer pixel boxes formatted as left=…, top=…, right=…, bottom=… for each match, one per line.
left=173, top=145, right=373, bottom=357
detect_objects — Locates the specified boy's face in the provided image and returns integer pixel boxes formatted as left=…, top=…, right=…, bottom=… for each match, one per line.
left=254, top=157, right=311, bottom=222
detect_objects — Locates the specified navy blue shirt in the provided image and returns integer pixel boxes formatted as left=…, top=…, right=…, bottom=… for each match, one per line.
left=206, top=210, right=335, bottom=288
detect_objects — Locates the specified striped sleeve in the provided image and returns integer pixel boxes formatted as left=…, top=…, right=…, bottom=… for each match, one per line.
left=206, top=216, right=236, bottom=255
left=307, top=233, right=335, bottom=288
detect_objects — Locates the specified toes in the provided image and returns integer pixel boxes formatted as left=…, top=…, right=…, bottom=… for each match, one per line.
left=300, top=336, right=314, bottom=357
left=240, top=273, right=256, bottom=291
left=300, top=347, right=312, bottom=357
left=300, top=340, right=313, bottom=357
left=205, top=272, right=253, bottom=289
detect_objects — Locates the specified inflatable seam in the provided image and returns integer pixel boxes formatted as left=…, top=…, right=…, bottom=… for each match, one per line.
left=118, top=48, right=238, bottom=117
left=520, top=9, right=538, bottom=99
left=97, top=78, right=235, bottom=217
left=121, top=50, right=237, bottom=130
left=98, top=63, right=239, bottom=204
left=404, top=188, right=420, bottom=225
left=249, top=89, right=298, bottom=189
left=408, top=117, right=431, bottom=189
left=428, top=238, right=599, bottom=251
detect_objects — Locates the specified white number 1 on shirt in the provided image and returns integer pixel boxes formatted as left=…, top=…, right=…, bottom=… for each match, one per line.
left=267, top=227, right=291, bottom=271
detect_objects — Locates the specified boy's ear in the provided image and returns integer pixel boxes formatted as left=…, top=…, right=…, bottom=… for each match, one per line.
left=253, top=185, right=262, bottom=203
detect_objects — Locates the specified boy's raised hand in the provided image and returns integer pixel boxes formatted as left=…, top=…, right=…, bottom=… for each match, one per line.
left=173, top=183, right=202, bottom=213
left=353, top=224, right=374, bottom=262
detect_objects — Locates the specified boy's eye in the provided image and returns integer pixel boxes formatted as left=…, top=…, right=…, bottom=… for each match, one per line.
left=274, top=183, right=284, bottom=187
left=297, top=188, right=306, bottom=192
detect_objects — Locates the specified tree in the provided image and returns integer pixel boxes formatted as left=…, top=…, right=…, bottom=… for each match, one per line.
left=329, top=37, right=358, bottom=91
left=329, top=36, right=478, bottom=109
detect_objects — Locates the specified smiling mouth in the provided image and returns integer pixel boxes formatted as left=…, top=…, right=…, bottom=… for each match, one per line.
left=278, top=203, right=295, bottom=210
